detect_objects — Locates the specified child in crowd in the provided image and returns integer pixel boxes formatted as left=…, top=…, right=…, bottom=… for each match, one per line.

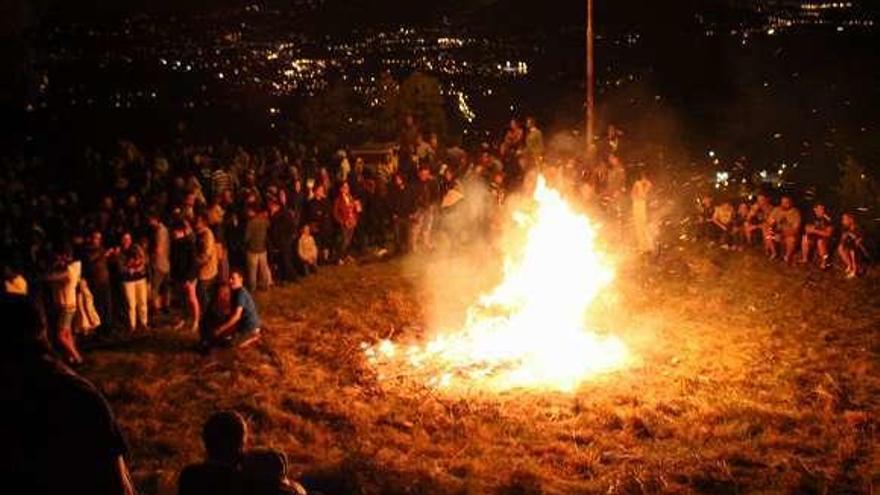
left=839, top=212, right=867, bottom=279
left=297, top=225, right=319, bottom=276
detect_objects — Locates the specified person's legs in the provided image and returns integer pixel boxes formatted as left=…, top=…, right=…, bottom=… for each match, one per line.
left=57, top=308, right=83, bottom=363
left=764, top=227, right=777, bottom=259
left=257, top=251, right=273, bottom=289
left=184, top=280, right=200, bottom=333
left=800, top=235, right=812, bottom=263
left=411, top=212, right=425, bottom=252
left=838, top=243, right=854, bottom=273
left=246, top=251, right=258, bottom=291
left=92, top=282, right=113, bottom=335
left=783, top=234, right=797, bottom=263
left=135, top=278, right=149, bottom=328
left=423, top=210, right=435, bottom=250
left=281, top=245, right=296, bottom=281
left=341, top=228, right=355, bottom=259
left=816, top=238, right=830, bottom=268
left=123, top=281, right=137, bottom=331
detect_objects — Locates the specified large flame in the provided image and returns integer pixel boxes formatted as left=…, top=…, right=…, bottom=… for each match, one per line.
left=365, top=175, right=628, bottom=392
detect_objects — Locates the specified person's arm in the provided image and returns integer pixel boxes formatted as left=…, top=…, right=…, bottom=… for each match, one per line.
left=116, top=456, right=137, bottom=495
left=215, top=306, right=244, bottom=338
left=45, top=269, right=70, bottom=283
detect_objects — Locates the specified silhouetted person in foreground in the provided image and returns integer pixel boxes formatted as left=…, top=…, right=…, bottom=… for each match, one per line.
left=1, top=294, right=135, bottom=495
left=241, top=449, right=307, bottom=495
left=178, top=411, right=248, bottom=495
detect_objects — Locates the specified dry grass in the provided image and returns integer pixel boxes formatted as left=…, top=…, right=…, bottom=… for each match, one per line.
left=82, top=246, right=880, bottom=494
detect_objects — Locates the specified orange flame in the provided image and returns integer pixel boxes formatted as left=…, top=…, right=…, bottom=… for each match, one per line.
left=365, top=175, right=628, bottom=392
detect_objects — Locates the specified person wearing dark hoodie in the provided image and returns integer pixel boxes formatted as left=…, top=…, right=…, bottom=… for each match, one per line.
left=1, top=294, right=135, bottom=495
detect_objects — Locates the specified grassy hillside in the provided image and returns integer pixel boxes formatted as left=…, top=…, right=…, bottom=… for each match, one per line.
left=81, top=246, right=880, bottom=494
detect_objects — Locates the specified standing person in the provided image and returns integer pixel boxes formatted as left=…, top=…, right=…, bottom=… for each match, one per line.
left=244, top=206, right=273, bottom=291
left=45, top=248, right=84, bottom=364
left=631, top=170, right=654, bottom=254
left=267, top=200, right=297, bottom=284
left=524, top=116, right=544, bottom=166
left=82, top=230, right=114, bottom=335
left=147, top=211, right=171, bottom=315
left=212, top=270, right=262, bottom=348
left=333, top=182, right=361, bottom=264
left=838, top=212, right=867, bottom=279
left=499, top=118, right=524, bottom=159
left=606, top=154, right=627, bottom=237
left=297, top=225, right=319, bottom=276
left=388, top=173, right=415, bottom=255
left=3, top=295, right=135, bottom=495
left=118, top=232, right=149, bottom=332
left=306, top=183, right=333, bottom=263
left=801, top=203, right=834, bottom=268
left=171, top=217, right=200, bottom=334
left=207, top=199, right=229, bottom=282
left=411, top=166, right=438, bottom=253
left=195, top=212, right=219, bottom=341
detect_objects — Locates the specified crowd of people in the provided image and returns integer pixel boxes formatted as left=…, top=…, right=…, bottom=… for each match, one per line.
left=0, top=114, right=562, bottom=366
left=3, top=112, right=874, bottom=495
left=697, top=191, right=870, bottom=277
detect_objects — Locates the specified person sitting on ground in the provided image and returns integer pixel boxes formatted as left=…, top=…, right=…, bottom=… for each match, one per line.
left=767, top=195, right=802, bottom=263
left=297, top=224, right=318, bottom=276
left=2, top=294, right=135, bottom=495
left=241, top=449, right=308, bottom=495
left=211, top=269, right=261, bottom=348
left=696, top=194, right=714, bottom=242
left=732, top=202, right=751, bottom=250
left=745, top=193, right=772, bottom=245
left=710, top=199, right=735, bottom=248
left=179, top=411, right=248, bottom=495
left=838, top=212, right=867, bottom=279
left=801, top=202, right=834, bottom=269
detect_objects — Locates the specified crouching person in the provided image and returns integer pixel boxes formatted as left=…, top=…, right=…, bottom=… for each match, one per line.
left=211, top=269, right=261, bottom=349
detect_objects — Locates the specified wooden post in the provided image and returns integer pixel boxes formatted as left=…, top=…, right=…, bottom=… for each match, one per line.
left=586, top=0, right=595, bottom=164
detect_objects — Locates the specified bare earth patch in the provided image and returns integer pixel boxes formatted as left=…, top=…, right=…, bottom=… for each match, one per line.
left=82, top=247, right=880, bottom=494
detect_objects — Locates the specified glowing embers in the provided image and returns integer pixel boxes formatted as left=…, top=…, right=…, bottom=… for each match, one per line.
left=364, top=176, right=628, bottom=393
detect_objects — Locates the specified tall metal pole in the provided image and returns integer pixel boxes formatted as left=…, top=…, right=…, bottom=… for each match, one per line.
left=586, top=0, right=595, bottom=162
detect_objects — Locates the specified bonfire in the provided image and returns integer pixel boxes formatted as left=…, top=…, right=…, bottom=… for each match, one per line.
left=365, top=175, right=629, bottom=392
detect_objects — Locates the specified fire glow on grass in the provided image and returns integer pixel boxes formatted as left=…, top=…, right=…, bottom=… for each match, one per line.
left=364, top=175, right=628, bottom=392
